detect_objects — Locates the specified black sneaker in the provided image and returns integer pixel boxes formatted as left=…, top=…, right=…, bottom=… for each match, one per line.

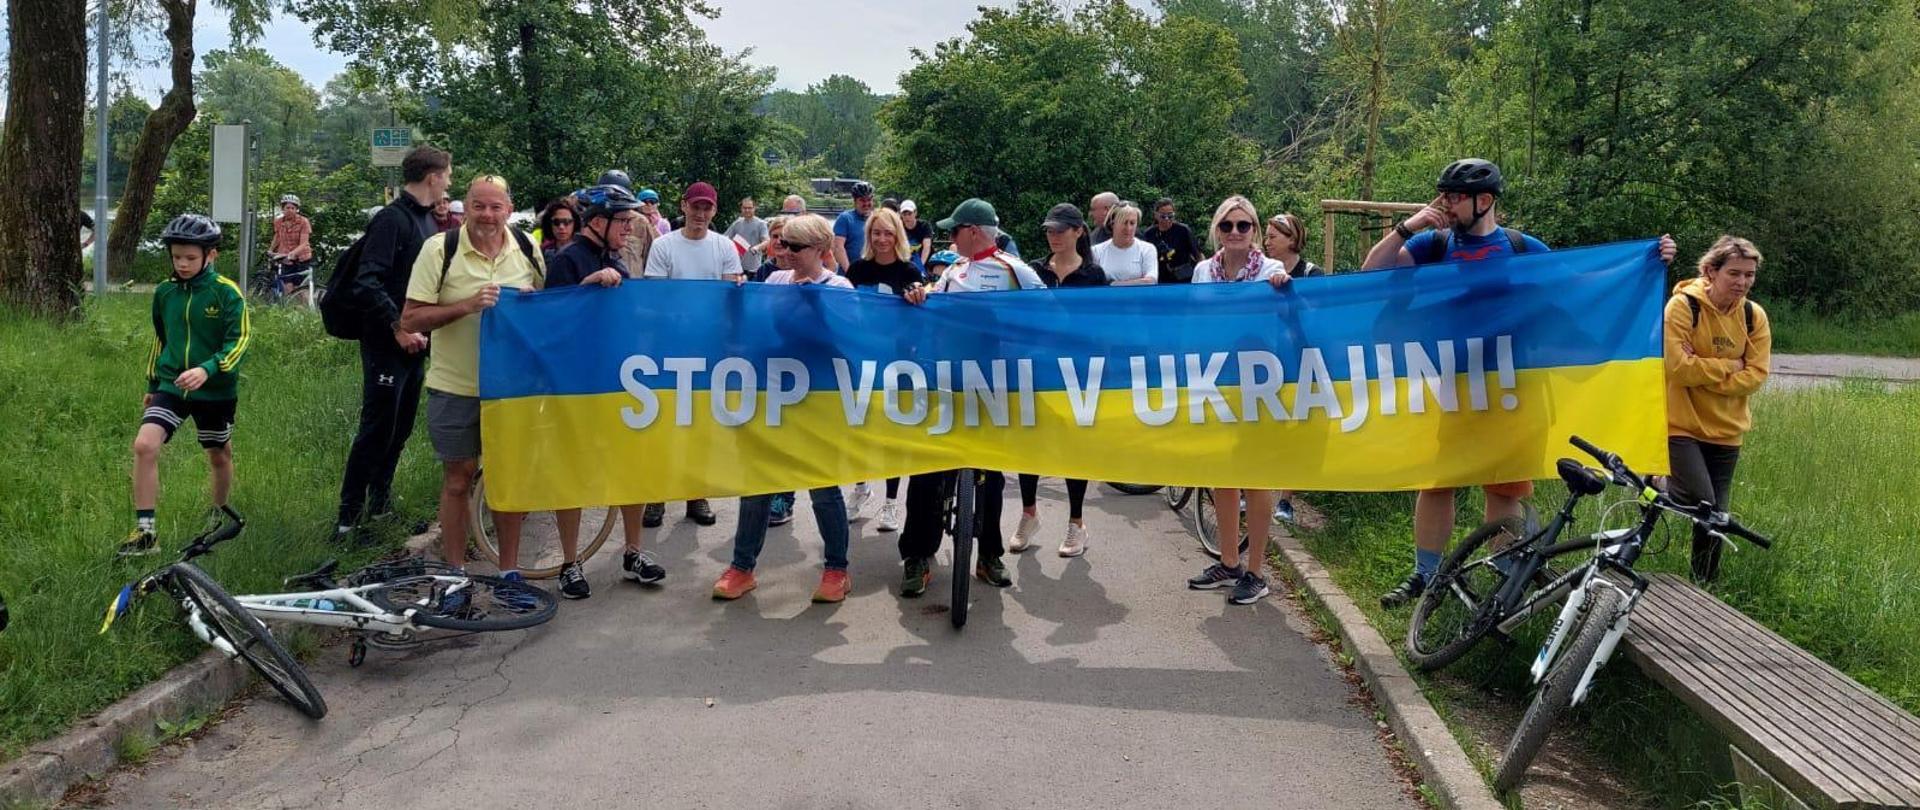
left=686, top=499, right=718, bottom=526
left=900, top=557, right=931, bottom=598
left=117, top=528, right=159, bottom=557
left=1380, top=573, right=1427, bottom=609
left=1228, top=571, right=1271, bottom=605
left=1187, top=563, right=1243, bottom=590
left=559, top=561, right=591, bottom=600
left=642, top=503, right=665, bottom=528
left=623, top=550, right=666, bottom=585
left=974, top=555, right=1012, bottom=587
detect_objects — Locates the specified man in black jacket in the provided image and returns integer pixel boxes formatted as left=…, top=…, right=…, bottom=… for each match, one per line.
left=335, top=145, right=450, bottom=536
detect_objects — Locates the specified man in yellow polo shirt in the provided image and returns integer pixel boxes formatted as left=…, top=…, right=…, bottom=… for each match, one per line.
left=400, top=174, right=545, bottom=609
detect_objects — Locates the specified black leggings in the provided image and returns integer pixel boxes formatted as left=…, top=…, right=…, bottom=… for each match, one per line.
left=885, top=477, right=900, bottom=499
left=1667, top=436, right=1741, bottom=582
left=1018, top=474, right=1087, bottom=520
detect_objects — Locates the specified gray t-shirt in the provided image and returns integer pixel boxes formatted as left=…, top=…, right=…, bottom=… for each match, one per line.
left=724, top=216, right=769, bottom=270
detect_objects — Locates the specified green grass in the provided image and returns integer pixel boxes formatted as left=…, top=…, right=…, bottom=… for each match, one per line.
left=0, top=294, right=438, bottom=760
left=1766, top=302, right=1920, bottom=357
left=1294, top=381, right=1920, bottom=805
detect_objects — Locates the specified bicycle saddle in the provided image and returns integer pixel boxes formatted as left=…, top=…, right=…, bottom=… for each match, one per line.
left=284, top=559, right=341, bottom=589
left=1555, top=458, right=1608, bottom=496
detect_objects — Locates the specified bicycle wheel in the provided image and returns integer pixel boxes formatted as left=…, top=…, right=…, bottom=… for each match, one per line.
left=170, top=563, right=327, bottom=720
left=367, top=570, right=558, bottom=632
left=1165, top=485, right=1193, bottom=512
left=468, top=469, right=618, bottom=578
left=1494, top=586, right=1622, bottom=793
left=1107, top=482, right=1163, bottom=495
left=1406, top=517, right=1526, bottom=672
left=1193, top=490, right=1250, bottom=560
left=950, top=471, right=975, bottom=629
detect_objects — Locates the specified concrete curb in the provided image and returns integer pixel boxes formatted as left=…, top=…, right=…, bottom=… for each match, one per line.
left=1271, top=532, right=1506, bottom=810
left=0, top=650, right=249, bottom=806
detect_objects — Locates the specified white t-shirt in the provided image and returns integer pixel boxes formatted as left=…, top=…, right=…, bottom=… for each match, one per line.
left=1190, top=250, right=1281, bottom=284
left=934, top=251, right=1046, bottom=293
left=764, top=269, right=853, bottom=288
left=1092, top=239, right=1158, bottom=283
left=643, top=229, right=744, bottom=280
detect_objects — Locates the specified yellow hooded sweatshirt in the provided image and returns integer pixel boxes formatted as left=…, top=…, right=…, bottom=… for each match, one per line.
left=1664, top=277, right=1771, bottom=445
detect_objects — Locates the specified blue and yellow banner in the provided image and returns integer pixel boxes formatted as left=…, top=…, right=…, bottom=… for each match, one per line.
left=478, top=240, right=1669, bottom=512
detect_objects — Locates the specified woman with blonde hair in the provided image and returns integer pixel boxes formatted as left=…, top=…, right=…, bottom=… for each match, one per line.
left=1664, top=235, right=1770, bottom=582
left=844, top=206, right=925, bottom=530
left=1091, top=202, right=1158, bottom=286
left=1185, top=195, right=1290, bottom=606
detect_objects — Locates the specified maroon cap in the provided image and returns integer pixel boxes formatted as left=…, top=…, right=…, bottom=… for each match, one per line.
left=683, top=181, right=718, bottom=205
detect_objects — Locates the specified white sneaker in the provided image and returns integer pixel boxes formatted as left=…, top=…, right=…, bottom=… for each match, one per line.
left=848, top=483, right=875, bottom=522
left=1010, top=513, right=1039, bottom=552
left=1059, top=523, right=1089, bottom=557
left=877, top=499, right=902, bottom=532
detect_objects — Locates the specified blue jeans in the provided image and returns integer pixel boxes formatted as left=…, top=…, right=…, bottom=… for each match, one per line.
left=731, top=487, right=850, bottom=572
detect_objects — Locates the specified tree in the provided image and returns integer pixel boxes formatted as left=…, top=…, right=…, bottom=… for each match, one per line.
left=197, top=48, right=322, bottom=164
left=314, top=69, right=409, bottom=172
left=0, top=0, right=88, bottom=316
left=83, top=89, right=153, bottom=199
left=762, top=75, right=885, bottom=178
left=105, top=0, right=270, bottom=285
left=877, top=0, right=1266, bottom=248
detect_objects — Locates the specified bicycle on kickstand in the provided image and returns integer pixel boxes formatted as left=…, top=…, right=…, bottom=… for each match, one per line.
left=467, top=467, right=619, bottom=578
left=1400, top=435, right=1772, bottom=793
left=103, top=527, right=559, bottom=720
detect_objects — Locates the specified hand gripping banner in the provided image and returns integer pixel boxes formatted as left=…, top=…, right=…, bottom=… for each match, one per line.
left=478, top=240, right=1669, bottom=512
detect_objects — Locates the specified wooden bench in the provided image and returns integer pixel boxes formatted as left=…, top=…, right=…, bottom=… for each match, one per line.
left=1622, top=572, right=1920, bottom=809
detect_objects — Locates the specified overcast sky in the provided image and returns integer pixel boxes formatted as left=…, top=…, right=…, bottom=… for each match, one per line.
left=124, top=0, right=1156, bottom=101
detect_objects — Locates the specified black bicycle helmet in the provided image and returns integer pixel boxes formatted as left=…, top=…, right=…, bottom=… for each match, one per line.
left=850, top=180, right=874, bottom=199
left=579, top=184, right=642, bottom=219
left=1436, top=158, right=1504, bottom=196
left=597, top=169, right=633, bottom=190
left=160, top=213, right=223, bottom=248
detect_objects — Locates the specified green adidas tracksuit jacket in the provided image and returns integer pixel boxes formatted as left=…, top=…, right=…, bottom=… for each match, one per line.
left=145, top=269, right=250, bottom=400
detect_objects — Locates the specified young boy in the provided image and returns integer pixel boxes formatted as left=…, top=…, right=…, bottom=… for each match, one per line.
left=119, top=214, right=251, bottom=556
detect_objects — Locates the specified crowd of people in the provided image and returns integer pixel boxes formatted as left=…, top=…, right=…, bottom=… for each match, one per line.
left=118, top=146, right=1772, bottom=618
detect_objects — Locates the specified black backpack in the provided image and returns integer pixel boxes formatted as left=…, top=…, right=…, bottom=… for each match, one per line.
left=1682, top=295, right=1757, bottom=337
left=1416, top=227, right=1530, bottom=264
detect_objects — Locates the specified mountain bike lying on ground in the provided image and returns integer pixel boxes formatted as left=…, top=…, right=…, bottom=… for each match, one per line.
left=1400, top=435, right=1772, bottom=792
left=104, top=527, right=558, bottom=719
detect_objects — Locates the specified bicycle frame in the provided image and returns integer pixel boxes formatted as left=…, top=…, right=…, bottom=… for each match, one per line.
left=232, top=576, right=476, bottom=635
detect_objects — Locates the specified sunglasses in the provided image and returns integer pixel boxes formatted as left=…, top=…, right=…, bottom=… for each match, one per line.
left=1157, top=211, right=1174, bottom=219
left=551, top=218, right=575, bottom=227
left=610, top=215, right=642, bottom=227
left=780, top=239, right=816, bottom=253
left=1217, top=220, right=1255, bottom=234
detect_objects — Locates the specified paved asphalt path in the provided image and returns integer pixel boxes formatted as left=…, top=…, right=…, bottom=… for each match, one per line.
left=85, top=483, right=1415, bottom=809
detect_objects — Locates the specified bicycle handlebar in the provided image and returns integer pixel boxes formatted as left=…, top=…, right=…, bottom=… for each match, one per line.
left=1566, top=435, right=1771, bottom=549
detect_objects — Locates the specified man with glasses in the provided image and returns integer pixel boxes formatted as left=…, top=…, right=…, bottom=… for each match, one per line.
left=1141, top=197, right=1201, bottom=283
left=890, top=198, right=1044, bottom=598
left=1363, top=158, right=1676, bottom=610
left=541, top=183, right=667, bottom=598
left=640, top=180, right=741, bottom=528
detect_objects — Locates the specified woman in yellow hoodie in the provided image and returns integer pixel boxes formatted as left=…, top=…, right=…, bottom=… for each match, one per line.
left=1664, top=235, right=1770, bottom=582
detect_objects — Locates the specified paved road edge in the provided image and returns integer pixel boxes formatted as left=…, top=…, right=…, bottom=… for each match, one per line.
left=1272, top=532, right=1506, bottom=810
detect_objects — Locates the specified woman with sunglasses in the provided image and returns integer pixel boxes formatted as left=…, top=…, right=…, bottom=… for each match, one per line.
left=1185, top=195, right=1290, bottom=606
left=1091, top=201, right=1158, bottom=286
left=712, top=214, right=858, bottom=605
left=1261, top=212, right=1324, bottom=527
left=845, top=207, right=926, bottom=531
left=1014, top=203, right=1108, bottom=557
left=538, top=198, right=579, bottom=265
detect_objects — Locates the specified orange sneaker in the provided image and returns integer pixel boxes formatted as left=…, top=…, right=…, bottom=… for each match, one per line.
left=812, top=569, right=851, bottom=603
left=711, top=567, right=757, bottom=600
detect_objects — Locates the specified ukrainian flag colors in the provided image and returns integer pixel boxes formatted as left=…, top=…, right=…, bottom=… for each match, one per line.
left=478, top=240, right=1669, bottom=513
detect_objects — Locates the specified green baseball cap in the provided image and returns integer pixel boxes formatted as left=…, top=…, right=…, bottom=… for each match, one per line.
left=936, top=198, right=999, bottom=231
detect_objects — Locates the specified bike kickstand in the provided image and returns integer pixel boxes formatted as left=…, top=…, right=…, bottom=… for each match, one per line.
left=348, top=637, right=368, bottom=668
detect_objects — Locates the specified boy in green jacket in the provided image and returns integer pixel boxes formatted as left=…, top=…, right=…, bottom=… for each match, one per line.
left=119, top=214, right=251, bottom=556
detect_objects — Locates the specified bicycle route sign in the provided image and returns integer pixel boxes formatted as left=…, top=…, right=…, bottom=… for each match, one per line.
left=371, top=128, right=412, bottom=167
